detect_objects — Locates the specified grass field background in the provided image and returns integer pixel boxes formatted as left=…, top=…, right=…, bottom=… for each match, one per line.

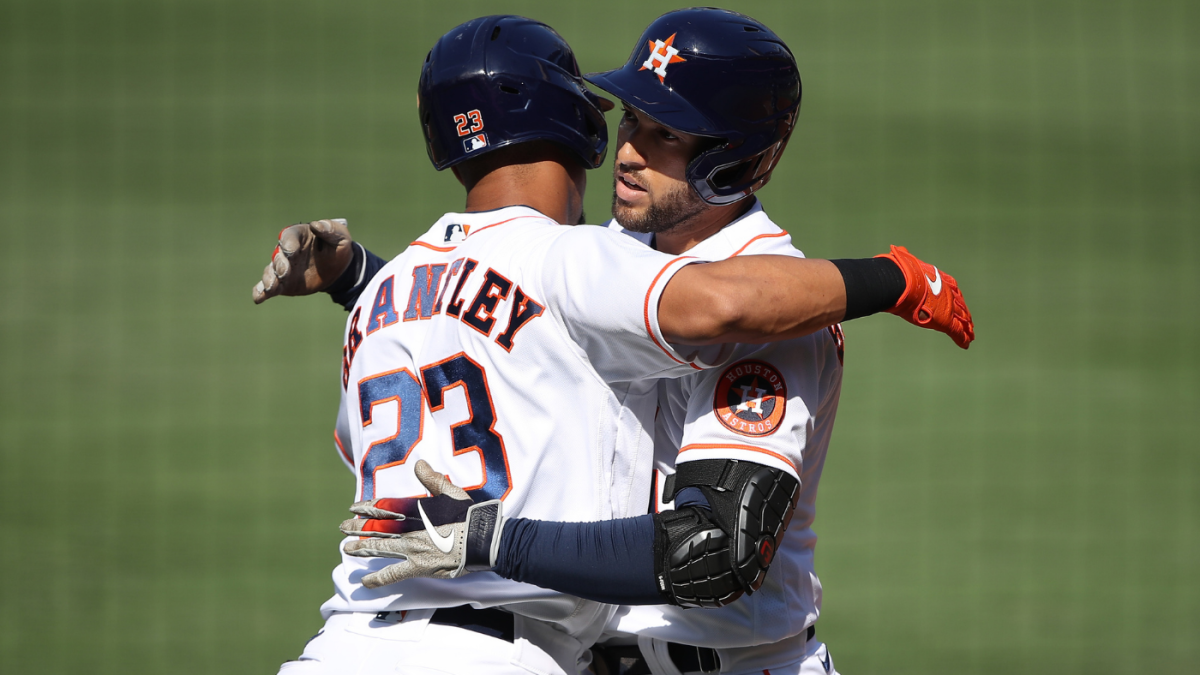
left=1, top=1, right=1196, bottom=673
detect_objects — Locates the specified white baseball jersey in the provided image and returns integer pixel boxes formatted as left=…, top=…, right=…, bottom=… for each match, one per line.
left=321, top=206, right=713, bottom=636
left=607, top=201, right=845, bottom=654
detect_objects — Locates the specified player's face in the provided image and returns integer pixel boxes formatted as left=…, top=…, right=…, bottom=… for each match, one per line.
left=611, top=105, right=710, bottom=233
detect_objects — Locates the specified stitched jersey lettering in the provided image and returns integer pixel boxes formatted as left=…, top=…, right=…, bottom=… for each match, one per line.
left=351, top=262, right=545, bottom=357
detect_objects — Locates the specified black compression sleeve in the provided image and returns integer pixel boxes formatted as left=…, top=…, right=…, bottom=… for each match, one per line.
left=831, top=257, right=906, bottom=321
left=495, top=515, right=663, bottom=605
left=325, top=244, right=387, bottom=311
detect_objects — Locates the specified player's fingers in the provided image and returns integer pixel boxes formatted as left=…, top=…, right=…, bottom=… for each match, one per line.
left=369, top=498, right=420, bottom=516
left=360, top=519, right=420, bottom=536
left=343, top=537, right=412, bottom=559
left=956, top=303, right=974, bottom=332
left=952, top=317, right=972, bottom=349
left=272, top=250, right=291, bottom=280
left=311, top=218, right=351, bottom=245
left=352, top=535, right=456, bottom=587
left=413, top=460, right=445, bottom=496
left=414, top=459, right=470, bottom=501
left=340, top=517, right=423, bottom=538
left=348, top=498, right=414, bottom=519
left=253, top=268, right=275, bottom=303
left=277, top=223, right=308, bottom=258
left=254, top=264, right=282, bottom=304
left=952, top=292, right=975, bottom=341
left=361, top=562, right=418, bottom=589
left=261, top=263, right=279, bottom=290
left=954, top=288, right=972, bottom=316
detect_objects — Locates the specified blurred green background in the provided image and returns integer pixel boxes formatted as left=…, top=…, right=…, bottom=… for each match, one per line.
left=1, top=0, right=1196, bottom=673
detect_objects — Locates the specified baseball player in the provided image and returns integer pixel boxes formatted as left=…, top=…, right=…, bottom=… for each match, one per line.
left=296, top=10, right=974, bottom=675
left=257, top=13, right=973, bottom=675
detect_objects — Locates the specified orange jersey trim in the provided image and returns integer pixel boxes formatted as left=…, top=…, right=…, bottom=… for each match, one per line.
left=729, top=231, right=789, bottom=258
left=411, top=241, right=456, bottom=252
left=333, top=429, right=352, bottom=466
left=643, top=258, right=701, bottom=370
left=409, top=215, right=543, bottom=253
left=467, top=214, right=543, bottom=237
left=678, top=443, right=797, bottom=473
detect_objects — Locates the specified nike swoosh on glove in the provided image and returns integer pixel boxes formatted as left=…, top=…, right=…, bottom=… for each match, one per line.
left=877, top=245, right=975, bottom=349
left=339, top=459, right=504, bottom=589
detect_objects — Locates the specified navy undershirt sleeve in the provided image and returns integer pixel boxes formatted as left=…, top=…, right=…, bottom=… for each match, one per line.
left=493, top=489, right=712, bottom=605
left=674, top=487, right=710, bottom=512
left=494, top=514, right=661, bottom=605
left=325, top=244, right=388, bottom=311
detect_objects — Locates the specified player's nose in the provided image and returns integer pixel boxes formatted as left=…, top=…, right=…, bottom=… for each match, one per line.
left=615, top=135, right=647, bottom=170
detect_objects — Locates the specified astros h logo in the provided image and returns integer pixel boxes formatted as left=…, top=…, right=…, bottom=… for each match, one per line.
left=638, top=33, right=686, bottom=83
left=712, top=360, right=788, bottom=437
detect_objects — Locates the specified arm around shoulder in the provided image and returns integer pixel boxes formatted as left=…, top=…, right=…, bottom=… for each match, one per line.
left=658, top=257, right=847, bottom=346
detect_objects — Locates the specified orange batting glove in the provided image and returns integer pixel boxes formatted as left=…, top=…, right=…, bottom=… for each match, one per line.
left=876, top=245, right=975, bottom=349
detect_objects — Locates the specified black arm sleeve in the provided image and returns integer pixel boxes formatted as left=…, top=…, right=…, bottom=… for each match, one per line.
left=324, top=243, right=388, bottom=311
left=831, top=256, right=906, bottom=321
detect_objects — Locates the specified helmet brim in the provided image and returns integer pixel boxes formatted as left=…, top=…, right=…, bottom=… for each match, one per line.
left=585, top=67, right=723, bottom=139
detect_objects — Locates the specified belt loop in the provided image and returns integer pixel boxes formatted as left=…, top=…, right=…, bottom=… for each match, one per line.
left=638, top=636, right=684, bottom=675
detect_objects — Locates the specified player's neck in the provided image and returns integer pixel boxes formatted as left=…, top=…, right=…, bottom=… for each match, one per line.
left=653, top=198, right=755, bottom=255
left=462, top=160, right=585, bottom=225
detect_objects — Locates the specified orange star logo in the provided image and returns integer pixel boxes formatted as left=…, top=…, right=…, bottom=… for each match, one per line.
left=638, top=33, right=687, bottom=83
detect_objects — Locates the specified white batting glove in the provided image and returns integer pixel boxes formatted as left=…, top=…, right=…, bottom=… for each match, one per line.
left=252, top=218, right=354, bottom=304
left=340, top=460, right=505, bottom=589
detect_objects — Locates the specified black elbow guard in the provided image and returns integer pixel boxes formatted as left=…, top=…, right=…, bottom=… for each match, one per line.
left=652, top=459, right=800, bottom=608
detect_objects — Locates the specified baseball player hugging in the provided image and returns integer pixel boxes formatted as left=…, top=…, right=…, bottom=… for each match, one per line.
left=256, top=10, right=974, bottom=675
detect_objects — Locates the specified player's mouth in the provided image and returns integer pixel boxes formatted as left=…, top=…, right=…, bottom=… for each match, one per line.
left=615, top=170, right=647, bottom=203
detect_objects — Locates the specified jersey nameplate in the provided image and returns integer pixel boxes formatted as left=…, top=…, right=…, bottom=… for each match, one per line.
left=342, top=259, right=546, bottom=386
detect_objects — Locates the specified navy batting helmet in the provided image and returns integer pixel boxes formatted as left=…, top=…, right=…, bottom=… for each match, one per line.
left=586, top=8, right=801, bottom=205
left=418, top=15, right=611, bottom=171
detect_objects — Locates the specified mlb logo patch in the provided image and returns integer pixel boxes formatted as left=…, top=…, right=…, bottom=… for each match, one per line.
left=444, top=223, right=470, bottom=242
left=463, top=133, right=488, bottom=153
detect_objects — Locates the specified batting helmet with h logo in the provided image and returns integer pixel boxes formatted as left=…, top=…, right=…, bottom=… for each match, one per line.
left=586, top=8, right=802, bottom=205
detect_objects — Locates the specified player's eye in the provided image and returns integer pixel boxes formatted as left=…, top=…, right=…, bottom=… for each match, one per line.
left=660, top=129, right=678, bottom=141
left=621, top=107, right=636, bottom=124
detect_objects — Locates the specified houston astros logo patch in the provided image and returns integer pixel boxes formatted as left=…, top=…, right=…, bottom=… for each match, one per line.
left=639, top=33, right=686, bottom=83
left=713, top=360, right=787, bottom=437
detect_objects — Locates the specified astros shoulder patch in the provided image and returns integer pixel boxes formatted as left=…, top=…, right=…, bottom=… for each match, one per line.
left=713, top=360, right=787, bottom=437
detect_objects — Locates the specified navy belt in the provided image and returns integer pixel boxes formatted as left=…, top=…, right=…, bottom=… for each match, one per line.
left=429, top=605, right=515, bottom=642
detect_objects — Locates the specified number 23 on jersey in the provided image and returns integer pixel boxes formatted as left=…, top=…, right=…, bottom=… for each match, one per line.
left=356, top=353, right=510, bottom=502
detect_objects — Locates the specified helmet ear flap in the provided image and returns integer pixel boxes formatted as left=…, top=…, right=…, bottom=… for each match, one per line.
left=687, top=112, right=797, bottom=205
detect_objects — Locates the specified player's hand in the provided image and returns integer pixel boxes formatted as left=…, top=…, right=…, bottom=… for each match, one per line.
left=252, top=218, right=354, bottom=304
left=339, top=460, right=504, bottom=589
left=877, top=245, right=975, bottom=349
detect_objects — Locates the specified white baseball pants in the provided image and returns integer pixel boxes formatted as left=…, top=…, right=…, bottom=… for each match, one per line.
left=276, top=609, right=588, bottom=675
left=636, top=630, right=839, bottom=675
